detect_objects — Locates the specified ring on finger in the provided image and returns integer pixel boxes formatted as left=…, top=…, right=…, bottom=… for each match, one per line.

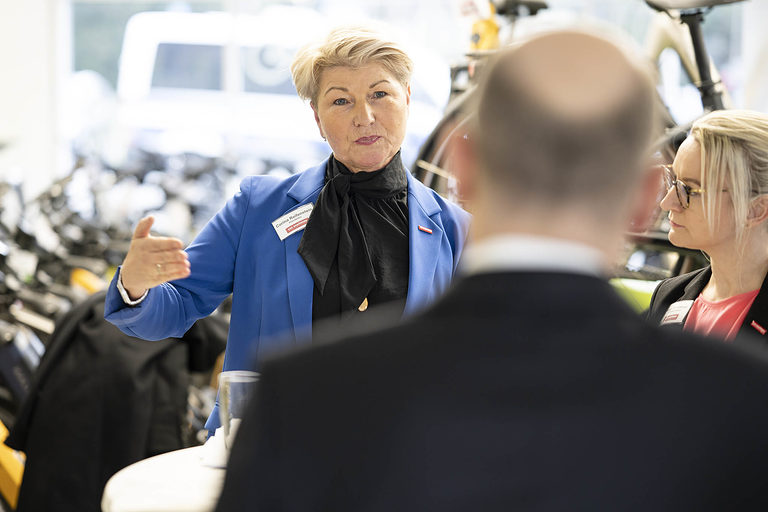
left=156, top=263, right=163, bottom=275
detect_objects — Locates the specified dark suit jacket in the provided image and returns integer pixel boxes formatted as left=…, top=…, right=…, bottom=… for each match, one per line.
left=216, top=272, right=768, bottom=511
left=646, top=266, right=768, bottom=341
left=5, top=291, right=226, bottom=512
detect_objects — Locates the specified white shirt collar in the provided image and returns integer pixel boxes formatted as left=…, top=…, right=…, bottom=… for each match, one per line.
left=459, top=234, right=608, bottom=277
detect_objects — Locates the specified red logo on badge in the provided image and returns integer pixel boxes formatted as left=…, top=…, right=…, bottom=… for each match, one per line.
left=286, top=219, right=308, bottom=234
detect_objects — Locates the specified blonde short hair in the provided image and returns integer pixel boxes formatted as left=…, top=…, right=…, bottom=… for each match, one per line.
left=691, top=109, right=768, bottom=243
left=290, top=25, right=414, bottom=105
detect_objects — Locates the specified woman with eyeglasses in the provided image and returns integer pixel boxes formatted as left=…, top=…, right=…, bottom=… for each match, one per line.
left=645, top=109, right=768, bottom=341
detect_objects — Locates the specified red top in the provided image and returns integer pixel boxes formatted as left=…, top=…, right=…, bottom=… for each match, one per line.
left=684, top=289, right=759, bottom=341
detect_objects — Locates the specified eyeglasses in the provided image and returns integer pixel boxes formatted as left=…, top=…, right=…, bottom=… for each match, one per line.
left=661, top=164, right=705, bottom=209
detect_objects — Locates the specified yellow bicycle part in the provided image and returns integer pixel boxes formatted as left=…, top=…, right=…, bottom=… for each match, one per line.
left=70, top=267, right=108, bottom=295
left=0, top=420, right=25, bottom=510
left=470, top=2, right=500, bottom=51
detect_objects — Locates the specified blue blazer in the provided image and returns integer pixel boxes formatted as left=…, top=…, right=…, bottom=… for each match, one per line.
left=105, top=159, right=470, bottom=430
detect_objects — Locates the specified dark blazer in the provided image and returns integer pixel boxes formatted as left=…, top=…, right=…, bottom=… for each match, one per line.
left=646, top=266, right=768, bottom=341
left=215, top=272, right=768, bottom=511
left=5, top=291, right=226, bottom=512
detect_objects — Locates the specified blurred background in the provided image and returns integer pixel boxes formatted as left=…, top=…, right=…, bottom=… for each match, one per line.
left=2, top=3, right=768, bottom=507
left=0, top=0, right=765, bottom=307
left=0, top=0, right=765, bottom=362
left=2, top=0, right=767, bottom=209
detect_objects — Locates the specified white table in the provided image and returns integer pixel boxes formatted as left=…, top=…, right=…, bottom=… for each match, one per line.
left=101, top=445, right=226, bottom=512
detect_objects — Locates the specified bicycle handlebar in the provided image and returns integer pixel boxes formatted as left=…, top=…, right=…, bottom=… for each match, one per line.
left=494, top=0, right=548, bottom=17
left=646, top=0, right=743, bottom=12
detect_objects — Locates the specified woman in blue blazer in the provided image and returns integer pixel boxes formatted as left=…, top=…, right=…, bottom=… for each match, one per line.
left=104, top=25, right=470, bottom=432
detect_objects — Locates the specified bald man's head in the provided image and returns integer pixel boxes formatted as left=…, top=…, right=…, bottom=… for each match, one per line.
left=473, top=30, right=657, bottom=209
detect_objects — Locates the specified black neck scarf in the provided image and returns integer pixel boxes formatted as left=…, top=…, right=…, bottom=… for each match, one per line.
left=298, top=152, right=409, bottom=320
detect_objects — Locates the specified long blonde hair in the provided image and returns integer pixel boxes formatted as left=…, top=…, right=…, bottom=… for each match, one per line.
left=691, top=109, right=768, bottom=245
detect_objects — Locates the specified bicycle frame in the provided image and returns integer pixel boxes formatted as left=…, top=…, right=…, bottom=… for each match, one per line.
left=644, top=5, right=731, bottom=113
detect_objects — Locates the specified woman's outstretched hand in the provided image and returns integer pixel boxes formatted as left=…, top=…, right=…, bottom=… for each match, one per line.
left=120, top=216, right=191, bottom=300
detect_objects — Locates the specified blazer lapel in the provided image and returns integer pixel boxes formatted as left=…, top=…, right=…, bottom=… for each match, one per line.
left=281, top=164, right=448, bottom=324
left=681, top=267, right=711, bottom=300
left=284, top=231, right=313, bottom=341
left=283, top=160, right=327, bottom=340
left=739, top=270, right=768, bottom=340
left=663, top=267, right=711, bottom=330
left=404, top=172, right=444, bottom=316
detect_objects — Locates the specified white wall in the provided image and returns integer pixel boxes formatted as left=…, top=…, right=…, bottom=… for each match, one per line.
left=742, top=1, right=768, bottom=113
left=0, top=0, right=70, bottom=198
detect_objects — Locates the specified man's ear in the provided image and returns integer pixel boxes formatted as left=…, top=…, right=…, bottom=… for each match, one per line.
left=746, top=194, right=768, bottom=226
left=447, top=127, right=477, bottom=205
left=311, top=102, right=325, bottom=139
left=627, top=164, right=664, bottom=233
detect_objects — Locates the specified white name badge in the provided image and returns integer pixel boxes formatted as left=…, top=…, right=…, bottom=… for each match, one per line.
left=272, top=203, right=313, bottom=241
left=660, top=300, right=694, bottom=325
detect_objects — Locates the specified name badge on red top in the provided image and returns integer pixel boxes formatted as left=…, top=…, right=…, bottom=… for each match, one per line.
left=661, top=300, right=694, bottom=325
